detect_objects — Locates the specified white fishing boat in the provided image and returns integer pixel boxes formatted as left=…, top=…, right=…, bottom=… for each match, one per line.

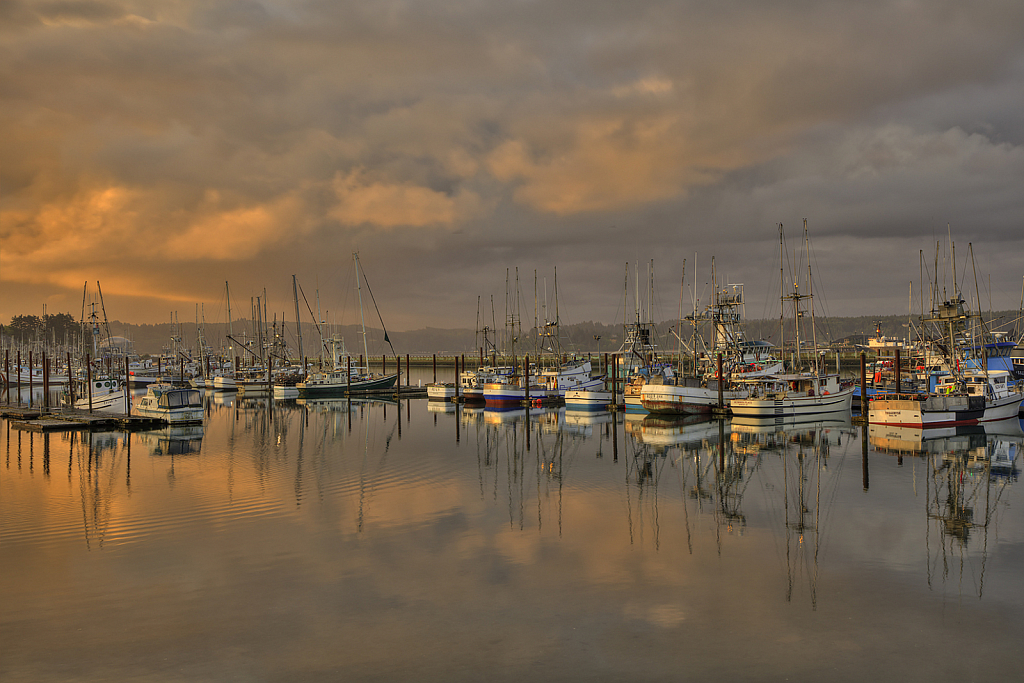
left=640, top=376, right=745, bottom=414
left=426, top=382, right=456, bottom=400
left=730, top=373, right=854, bottom=417
left=133, top=382, right=204, bottom=424
left=63, top=375, right=129, bottom=413
left=729, top=222, right=853, bottom=419
left=564, top=388, right=614, bottom=411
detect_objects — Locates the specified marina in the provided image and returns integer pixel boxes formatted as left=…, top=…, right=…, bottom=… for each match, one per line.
left=4, top=388, right=1024, bottom=681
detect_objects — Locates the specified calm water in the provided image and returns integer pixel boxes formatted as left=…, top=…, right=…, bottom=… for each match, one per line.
left=3, top=392, right=1023, bottom=682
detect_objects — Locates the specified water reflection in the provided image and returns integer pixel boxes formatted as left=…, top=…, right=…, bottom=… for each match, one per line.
left=4, top=395, right=1024, bottom=681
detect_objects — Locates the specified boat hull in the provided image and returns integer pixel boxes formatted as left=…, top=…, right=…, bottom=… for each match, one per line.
left=564, top=389, right=613, bottom=411
left=640, top=383, right=743, bottom=415
left=297, top=373, right=399, bottom=396
left=868, top=392, right=1021, bottom=428
left=730, top=386, right=854, bottom=417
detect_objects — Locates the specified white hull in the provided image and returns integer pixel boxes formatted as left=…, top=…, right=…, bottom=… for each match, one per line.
left=133, top=384, right=203, bottom=424
left=426, top=383, right=456, bottom=400
left=564, top=389, right=614, bottom=410
left=730, top=386, right=854, bottom=417
left=640, top=382, right=743, bottom=415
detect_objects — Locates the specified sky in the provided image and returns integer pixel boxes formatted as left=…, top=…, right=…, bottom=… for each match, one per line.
left=2, top=0, right=1024, bottom=332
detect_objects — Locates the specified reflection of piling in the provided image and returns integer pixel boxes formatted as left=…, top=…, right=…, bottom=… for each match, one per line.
left=861, top=423, right=869, bottom=490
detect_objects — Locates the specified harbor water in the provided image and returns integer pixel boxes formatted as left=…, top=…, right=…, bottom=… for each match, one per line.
left=3, top=390, right=1023, bottom=682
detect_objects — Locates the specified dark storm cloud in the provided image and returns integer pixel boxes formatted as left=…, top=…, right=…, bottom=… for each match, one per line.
left=1, top=0, right=1023, bottom=327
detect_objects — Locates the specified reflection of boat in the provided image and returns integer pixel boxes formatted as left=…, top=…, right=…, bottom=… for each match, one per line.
left=136, top=425, right=205, bottom=456
left=298, top=396, right=398, bottom=413
left=730, top=412, right=852, bottom=433
left=562, top=408, right=613, bottom=436
left=427, top=401, right=457, bottom=414
left=133, top=382, right=204, bottom=424
left=631, top=414, right=723, bottom=448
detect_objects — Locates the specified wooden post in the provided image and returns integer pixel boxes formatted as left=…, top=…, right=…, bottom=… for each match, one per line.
left=29, top=350, right=33, bottom=407
left=524, top=355, right=530, bottom=405
left=894, top=347, right=901, bottom=394
left=17, top=350, right=21, bottom=405
left=860, top=352, right=867, bottom=412
left=87, top=353, right=93, bottom=413
left=67, top=352, right=74, bottom=406
left=717, top=352, right=724, bottom=409
left=43, top=353, right=49, bottom=409
left=125, top=355, right=131, bottom=414
left=479, top=346, right=484, bottom=370
left=4, top=350, right=9, bottom=403
left=455, top=356, right=460, bottom=401
left=432, top=354, right=437, bottom=383
left=406, top=354, right=410, bottom=387
left=347, top=356, right=351, bottom=393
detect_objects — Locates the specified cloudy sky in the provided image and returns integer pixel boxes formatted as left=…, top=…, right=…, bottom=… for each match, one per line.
left=2, top=0, right=1024, bottom=332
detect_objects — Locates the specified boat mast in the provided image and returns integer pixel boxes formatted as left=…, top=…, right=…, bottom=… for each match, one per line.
left=779, top=224, right=786, bottom=370
left=292, top=275, right=303, bottom=364
left=353, top=252, right=370, bottom=365
left=805, top=219, right=819, bottom=375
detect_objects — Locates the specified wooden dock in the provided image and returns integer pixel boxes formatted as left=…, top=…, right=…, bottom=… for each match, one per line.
left=0, top=406, right=165, bottom=432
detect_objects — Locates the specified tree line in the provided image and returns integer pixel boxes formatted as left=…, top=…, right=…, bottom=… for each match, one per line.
left=2, top=313, right=83, bottom=344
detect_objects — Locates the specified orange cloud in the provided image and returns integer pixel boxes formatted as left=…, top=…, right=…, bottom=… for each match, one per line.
left=329, top=169, right=483, bottom=228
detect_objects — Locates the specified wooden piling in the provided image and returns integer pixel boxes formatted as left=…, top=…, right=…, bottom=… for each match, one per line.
left=455, top=356, right=460, bottom=401
left=87, top=354, right=93, bottom=413
left=894, top=347, right=901, bottom=393
left=717, top=353, right=724, bottom=409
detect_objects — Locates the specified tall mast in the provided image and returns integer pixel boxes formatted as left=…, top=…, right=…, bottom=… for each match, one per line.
left=805, top=219, right=819, bottom=374
left=779, top=224, right=786, bottom=368
left=354, top=252, right=370, bottom=364
left=292, top=275, right=303, bottom=363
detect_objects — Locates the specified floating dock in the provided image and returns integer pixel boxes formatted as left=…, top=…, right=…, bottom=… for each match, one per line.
left=0, top=406, right=165, bottom=432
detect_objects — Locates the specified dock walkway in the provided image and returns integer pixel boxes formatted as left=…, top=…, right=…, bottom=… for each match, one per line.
left=0, top=406, right=164, bottom=432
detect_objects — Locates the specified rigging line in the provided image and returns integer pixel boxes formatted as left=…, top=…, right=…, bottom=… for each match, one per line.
left=359, top=268, right=397, bottom=358
left=297, top=284, right=330, bottom=357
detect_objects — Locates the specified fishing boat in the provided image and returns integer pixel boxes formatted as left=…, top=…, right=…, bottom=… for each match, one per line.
left=869, top=244, right=1024, bottom=426
left=729, top=222, right=854, bottom=418
left=564, top=387, right=614, bottom=411
left=133, top=382, right=204, bottom=424
left=459, top=365, right=515, bottom=403
left=64, top=374, right=129, bottom=412
left=426, top=382, right=456, bottom=400
left=641, top=278, right=766, bottom=415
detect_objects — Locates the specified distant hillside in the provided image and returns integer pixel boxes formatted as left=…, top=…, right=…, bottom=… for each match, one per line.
left=105, top=310, right=1024, bottom=357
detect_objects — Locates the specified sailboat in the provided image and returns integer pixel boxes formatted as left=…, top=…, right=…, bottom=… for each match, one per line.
left=296, top=253, right=399, bottom=397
